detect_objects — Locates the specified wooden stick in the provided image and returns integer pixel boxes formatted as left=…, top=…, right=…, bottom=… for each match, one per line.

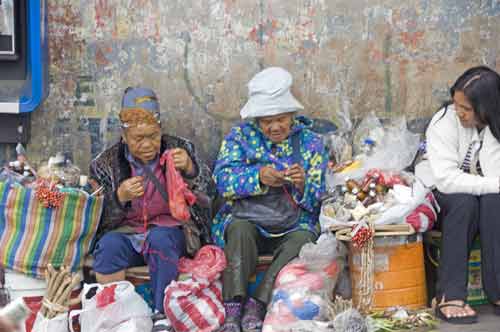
left=55, top=274, right=80, bottom=307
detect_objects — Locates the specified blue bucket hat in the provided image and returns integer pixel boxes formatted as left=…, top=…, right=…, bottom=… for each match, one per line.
left=121, top=87, right=160, bottom=127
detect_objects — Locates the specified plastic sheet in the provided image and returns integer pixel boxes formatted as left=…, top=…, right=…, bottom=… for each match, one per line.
left=37, top=155, right=81, bottom=188
left=331, top=116, right=420, bottom=186
left=325, top=102, right=354, bottom=190
left=352, top=112, right=385, bottom=157
left=262, top=233, right=345, bottom=332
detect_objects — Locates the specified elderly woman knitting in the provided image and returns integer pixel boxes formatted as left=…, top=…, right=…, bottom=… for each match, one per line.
left=213, top=67, right=328, bottom=332
left=89, top=87, right=212, bottom=331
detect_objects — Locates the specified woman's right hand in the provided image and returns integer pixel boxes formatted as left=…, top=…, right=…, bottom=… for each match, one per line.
left=259, top=166, right=285, bottom=187
left=117, top=176, right=144, bottom=204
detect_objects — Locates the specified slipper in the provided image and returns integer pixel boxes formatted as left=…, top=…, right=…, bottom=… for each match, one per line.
left=435, top=302, right=478, bottom=324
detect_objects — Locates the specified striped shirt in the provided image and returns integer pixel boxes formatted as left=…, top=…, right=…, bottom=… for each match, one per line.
left=460, top=129, right=484, bottom=176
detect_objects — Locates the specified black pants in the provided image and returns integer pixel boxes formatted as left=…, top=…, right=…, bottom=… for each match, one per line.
left=435, top=192, right=500, bottom=303
left=222, top=219, right=316, bottom=304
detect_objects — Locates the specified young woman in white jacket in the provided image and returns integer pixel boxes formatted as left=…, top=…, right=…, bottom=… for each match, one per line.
left=416, top=66, right=500, bottom=324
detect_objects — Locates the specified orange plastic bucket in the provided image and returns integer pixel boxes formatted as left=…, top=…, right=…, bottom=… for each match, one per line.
left=350, top=235, right=427, bottom=310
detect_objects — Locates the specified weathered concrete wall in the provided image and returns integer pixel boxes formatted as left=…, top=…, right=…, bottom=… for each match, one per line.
left=2, top=0, right=500, bottom=169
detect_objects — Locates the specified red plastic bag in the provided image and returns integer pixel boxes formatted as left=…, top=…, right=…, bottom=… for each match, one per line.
left=178, top=245, right=227, bottom=282
left=160, top=150, right=197, bottom=222
left=405, top=192, right=438, bottom=232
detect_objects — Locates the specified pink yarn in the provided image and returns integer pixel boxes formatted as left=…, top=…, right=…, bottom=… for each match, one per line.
left=178, top=245, right=227, bottom=282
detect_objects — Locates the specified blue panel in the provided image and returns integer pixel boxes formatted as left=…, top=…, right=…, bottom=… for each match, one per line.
left=19, top=0, right=49, bottom=113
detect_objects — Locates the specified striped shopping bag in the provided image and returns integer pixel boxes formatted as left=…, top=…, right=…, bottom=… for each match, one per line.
left=164, top=278, right=225, bottom=332
left=0, top=181, right=103, bottom=278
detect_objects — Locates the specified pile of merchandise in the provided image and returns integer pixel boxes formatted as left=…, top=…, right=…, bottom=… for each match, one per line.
left=321, top=113, right=438, bottom=238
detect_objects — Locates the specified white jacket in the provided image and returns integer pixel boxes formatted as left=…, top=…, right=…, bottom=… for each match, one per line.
left=415, top=105, right=500, bottom=195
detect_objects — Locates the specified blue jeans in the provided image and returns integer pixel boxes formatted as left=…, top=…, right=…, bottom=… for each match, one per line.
left=93, top=226, right=185, bottom=313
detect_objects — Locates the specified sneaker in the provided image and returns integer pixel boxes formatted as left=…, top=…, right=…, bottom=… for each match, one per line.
left=220, top=301, right=242, bottom=332
left=241, top=297, right=266, bottom=332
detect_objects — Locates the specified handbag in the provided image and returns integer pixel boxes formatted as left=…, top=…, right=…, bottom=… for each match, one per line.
left=231, top=133, right=302, bottom=233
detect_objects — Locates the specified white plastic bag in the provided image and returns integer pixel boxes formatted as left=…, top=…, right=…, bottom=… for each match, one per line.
left=331, top=116, right=420, bottom=186
left=69, top=281, right=152, bottom=332
left=352, top=112, right=385, bottom=156
left=263, top=233, right=345, bottom=332
left=375, top=180, right=430, bottom=225
left=32, top=312, right=68, bottom=332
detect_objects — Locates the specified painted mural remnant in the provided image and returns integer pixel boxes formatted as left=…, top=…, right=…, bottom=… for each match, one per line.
left=5, top=0, right=497, bottom=171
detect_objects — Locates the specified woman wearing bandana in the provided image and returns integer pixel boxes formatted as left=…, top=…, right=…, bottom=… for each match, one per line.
left=89, top=87, right=213, bottom=331
left=416, top=66, right=500, bottom=324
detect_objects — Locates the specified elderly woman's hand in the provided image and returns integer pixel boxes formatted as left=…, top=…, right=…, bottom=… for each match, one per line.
left=117, top=176, right=145, bottom=204
left=259, top=166, right=286, bottom=187
left=171, top=148, right=195, bottom=175
left=285, top=164, right=305, bottom=193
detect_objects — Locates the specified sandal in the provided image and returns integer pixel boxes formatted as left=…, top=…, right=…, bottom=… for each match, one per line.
left=435, top=302, right=478, bottom=324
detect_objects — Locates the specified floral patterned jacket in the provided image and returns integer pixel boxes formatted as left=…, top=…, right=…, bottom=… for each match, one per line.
left=212, top=116, right=327, bottom=247
left=90, top=134, right=215, bottom=242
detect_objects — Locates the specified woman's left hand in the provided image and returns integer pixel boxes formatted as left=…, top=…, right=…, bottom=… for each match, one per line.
left=285, top=164, right=305, bottom=193
left=172, top=148, right=195, bottom=175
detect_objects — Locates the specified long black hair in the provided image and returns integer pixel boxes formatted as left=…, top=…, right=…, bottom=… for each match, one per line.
left=438, top=66, right=500, bottom=141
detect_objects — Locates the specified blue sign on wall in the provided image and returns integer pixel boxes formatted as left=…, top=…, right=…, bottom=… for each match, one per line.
left=0, top=0, right=49, bottom=114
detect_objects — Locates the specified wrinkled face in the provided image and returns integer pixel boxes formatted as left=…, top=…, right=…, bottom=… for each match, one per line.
left=258, top=113, right=294, bottom=143
left=122, top=123, right=161, bottom=163
left=454, top=90, right=481, bottom=128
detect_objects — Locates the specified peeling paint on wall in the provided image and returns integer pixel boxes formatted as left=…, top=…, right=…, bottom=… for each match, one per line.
left=0, top=0, right=498, bottom=171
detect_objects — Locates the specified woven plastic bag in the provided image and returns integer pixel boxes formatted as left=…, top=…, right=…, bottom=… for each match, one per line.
left=160, top=150, right=197, bottom=222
